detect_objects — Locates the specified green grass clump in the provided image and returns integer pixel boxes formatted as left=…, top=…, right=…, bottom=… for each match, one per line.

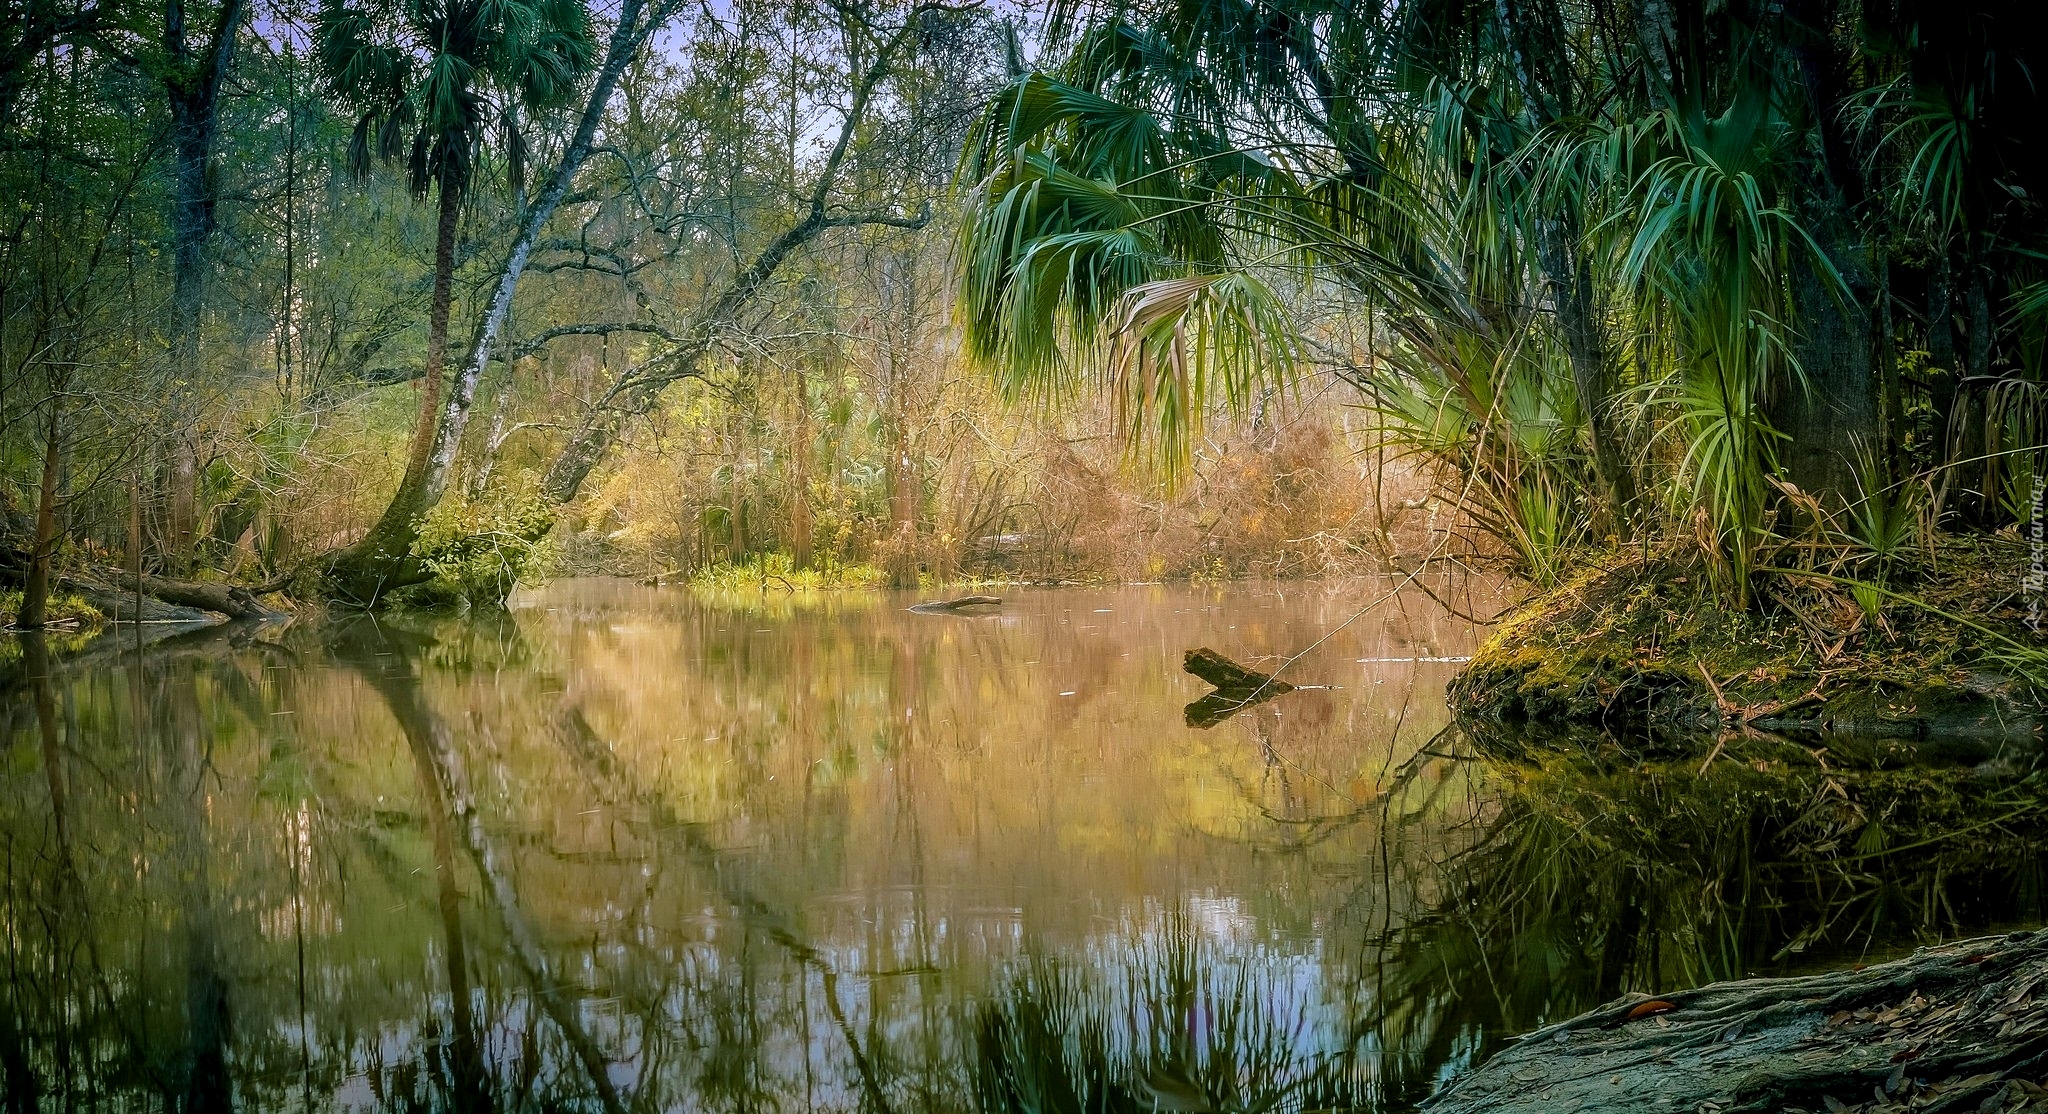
left=689, top=552, right=888, bottom=593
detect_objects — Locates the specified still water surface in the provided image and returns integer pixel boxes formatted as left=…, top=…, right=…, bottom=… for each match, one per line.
left=4, top=578, right=2040, bottom=1111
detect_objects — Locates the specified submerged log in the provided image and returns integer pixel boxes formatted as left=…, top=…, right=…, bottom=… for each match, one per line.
left=1425, top=929, right=2048, bottom=1114
left=907, top=594, right=1002, bottom=614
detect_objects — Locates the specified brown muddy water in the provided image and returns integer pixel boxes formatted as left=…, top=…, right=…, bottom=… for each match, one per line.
left=3, top=578, right=2042, bottom=1112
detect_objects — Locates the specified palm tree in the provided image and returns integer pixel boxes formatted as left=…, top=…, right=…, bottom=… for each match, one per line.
left=315, top=0, right=594, bottom=603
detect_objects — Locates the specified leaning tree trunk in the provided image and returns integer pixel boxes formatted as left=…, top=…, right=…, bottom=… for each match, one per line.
left=323, top=0, right=662, bottom=605
left=324, top=176, right=462, bottom=604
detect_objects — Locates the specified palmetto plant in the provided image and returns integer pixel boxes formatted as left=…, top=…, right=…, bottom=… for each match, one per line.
left=954, top=16, right=1607, bottom=582
left=315, top=0, right=594, bottom=591
left=1609, top=96, right=1835, bottom=603
left=955, top=0, right=2042, bottom=605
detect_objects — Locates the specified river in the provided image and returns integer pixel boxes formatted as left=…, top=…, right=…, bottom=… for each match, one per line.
left=3, top=577, right=2041, bottom=1111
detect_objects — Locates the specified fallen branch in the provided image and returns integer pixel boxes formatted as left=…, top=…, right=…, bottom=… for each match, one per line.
left=1698, top=660, right=1736, bottom=719
left=1744, top=683, right=1828, bottom=725
left=1182, top=648, right=1297, bottom=728
left=906, top=594, right=1001, bottom=614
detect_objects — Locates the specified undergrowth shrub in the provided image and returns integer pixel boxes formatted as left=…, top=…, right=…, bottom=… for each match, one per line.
left=402, top=489, right=557, bottom=608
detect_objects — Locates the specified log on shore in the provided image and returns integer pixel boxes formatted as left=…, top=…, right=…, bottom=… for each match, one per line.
left=63, top=567, right=285, bottom=621
left=1425, top=929, right=2048, bottom=1114
left=124, top=570, right=283, bottom=619
left=907, top=594, right=1002, bottom=614
left=64, top=580, right=217, bottom=624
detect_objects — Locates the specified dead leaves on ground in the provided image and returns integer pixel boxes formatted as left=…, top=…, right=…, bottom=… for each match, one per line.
left=1790, top=954, right=2048, bottom=1113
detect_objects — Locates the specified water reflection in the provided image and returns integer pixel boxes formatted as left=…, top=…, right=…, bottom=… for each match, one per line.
left=2, top=580, right=2042, bottom=1112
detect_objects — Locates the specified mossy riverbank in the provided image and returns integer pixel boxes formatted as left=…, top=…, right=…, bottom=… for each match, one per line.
left=1450, top=538, right=2048, bottom=748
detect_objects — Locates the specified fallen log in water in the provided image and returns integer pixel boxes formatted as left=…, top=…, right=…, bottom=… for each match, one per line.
left=906, top=594, right=1002, bottom=614
left=1425, top=929, right=2048, bottom=1114
left=1183, top=647, right=1294, bottom=694
left=1181, top=648, right=1295, bottom=727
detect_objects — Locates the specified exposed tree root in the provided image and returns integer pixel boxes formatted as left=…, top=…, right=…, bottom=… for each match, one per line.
left=1425, top=929, right=2048, bottom=1114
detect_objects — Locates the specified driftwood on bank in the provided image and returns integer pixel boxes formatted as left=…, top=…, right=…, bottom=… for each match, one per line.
left=906, top=594, right=1001, bottom=614
left=1182, top=647, right=1295, bottom=728
left=1425, top=929, right=2048, bottom=1114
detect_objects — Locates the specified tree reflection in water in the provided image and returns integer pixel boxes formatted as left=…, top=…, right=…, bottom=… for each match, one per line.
left=1, top=582, right=2041, bottom=1111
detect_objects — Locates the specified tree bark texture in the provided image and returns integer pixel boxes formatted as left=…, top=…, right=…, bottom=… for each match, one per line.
left=16, top=398, right=61, bottom=628
left=159, top=0, right=245, bottom=574
left=1424, top=930, right=2048, bottom=1114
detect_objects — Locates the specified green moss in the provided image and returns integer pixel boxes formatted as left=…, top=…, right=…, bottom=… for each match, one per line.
left=1, top=589, right=106, bottom=634
left=1450, top=539, right=2046, bottom=743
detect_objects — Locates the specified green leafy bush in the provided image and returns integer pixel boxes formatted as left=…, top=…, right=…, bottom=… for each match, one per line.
left=404, top=490, right=557, bottom=608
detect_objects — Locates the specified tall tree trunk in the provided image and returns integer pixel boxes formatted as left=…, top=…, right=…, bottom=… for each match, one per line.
left=17, top=395, right=62, bottom=629
left=789, top=366, right=813, bottom=570
left=163, top=101, right=206, bottom=574
left=158, top=0, right=246, bottom=575
left=327, top=178, right=461, bottom=603
left=1496, top=0, right=1633, bottom=536
left=1779, top=212, right=1877, bottom=504
left=1776, top=6, right=1879, bottom=507
left=1538, top=220, right=1634, bottom=536
left=1934, top=259, right=1993, bottom=522
left=885, top=406, right=917, bottom=589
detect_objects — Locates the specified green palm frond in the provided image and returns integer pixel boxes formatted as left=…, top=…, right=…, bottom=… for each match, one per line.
left=315, top=0, right=595, bottom=199
left=1106, top=271, right=1299, bottom=468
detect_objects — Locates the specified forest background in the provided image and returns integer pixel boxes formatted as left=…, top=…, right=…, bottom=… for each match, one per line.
left=2, top=0, right=2044, bottom=629
left=0, top=0, right=1399, bottom=623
